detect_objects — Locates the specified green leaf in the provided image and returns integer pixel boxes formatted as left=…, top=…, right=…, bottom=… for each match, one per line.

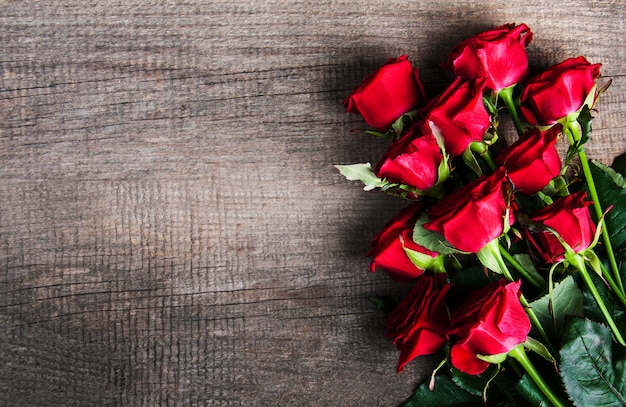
left=612, top=151, right=626, bottom=178
left=589, top=161, right=626, bottom=253
left=477, top=239, right=505, bottom=275
left=577, top=104, right=593, bottom=145
left=412, top=213, right=466, bottom=255
left=516, top=374, right=551, bottom=407
left=581, top=271, right=626, bottom=334
left=560, top=318, right=626, bottom=407
left=451, top=368, right=488, bottom=397
left=529, top=275, right=584, bottom=338
left=513, top=254, right=540, bottom=280
left=491, top=370, right=525, bottom=404
left=362, top=110, right=420, bottom=140
left=335, top=162, right=426, bottom=198
left=594, top=160, right=626, bottom=188
left=363, top=129, right=388, bottom=138
left=446, top=264, right=500, bottom=308
left=390, top=110, right=419, bottom=139
left=403, top=373, right=482, bottom=407
left=334, top=163, right=385, bottom=191
left=450, top=366, right=533, bottom=406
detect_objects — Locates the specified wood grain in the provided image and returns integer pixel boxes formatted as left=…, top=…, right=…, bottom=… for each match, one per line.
left=1, top=1, right=625, bottom=405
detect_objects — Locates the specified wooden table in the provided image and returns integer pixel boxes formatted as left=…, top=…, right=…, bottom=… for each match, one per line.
left=2, top=1, right=625, bottom=405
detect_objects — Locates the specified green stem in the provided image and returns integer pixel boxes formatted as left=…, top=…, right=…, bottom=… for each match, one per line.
left=487, top=242, right=559, bottom=359
left=482, top=149, right=497, bottom=171
left=571, top=255, right=626, bottom=345
left=499, top=85, right=525, bottom=136
left=599, top=261, right=626, bottom=309
left=579, top=148, right=625, bottom=294
left=519, top=293, right=559, bottom=362
left=565, top=121, right=625, bottom=295
left=509, top=346, right=566, bottom=407
left=470, top=142, right=497, bottom=171
left=499, top=244, right=546, bottom=290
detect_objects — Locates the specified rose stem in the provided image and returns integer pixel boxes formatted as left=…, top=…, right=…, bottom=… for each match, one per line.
left=508, top=346, right=566, bottom=407
left=488, top=241, right=559, bottom=359
left=579, top=148, right=624, bottom=293
left=498, top=85, right=524, bottom=136
left=599, top=261, right=626, bottom=308
left=517, top=292, right=558, bottom=362
left=570, top=254, right=626, bottom=346
left=498, top=243, right=546, bottom=289
left=566, top=121, right=625, bottom=295
left=470, top=142, right=497, bottom=171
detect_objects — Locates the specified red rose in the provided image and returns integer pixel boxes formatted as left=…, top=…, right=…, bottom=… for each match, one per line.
left=368, top=203, right=438, bottom=281
left=386, top=273, right=452, bottom=372
left=344, top=55, right=426, bottom=131
left=375, top=120, right=445, bottom=192
left=446, top=23, right=533, bottom=92
left=424, top=167, right=514, bottom=253
left=524, top=192, right=596, bottom=263
left=449, top=280, right=530, bottom=375
left=495, top=126, right=562, bottom=195
left=422, top=77, right=491, bottom=157
left=520, top=56, right=601, bottom=125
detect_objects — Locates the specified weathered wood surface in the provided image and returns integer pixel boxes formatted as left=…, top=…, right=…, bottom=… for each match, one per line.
left=1, top=1, right=625, bottom=405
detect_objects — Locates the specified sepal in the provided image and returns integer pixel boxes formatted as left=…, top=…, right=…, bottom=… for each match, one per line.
left=476, top=352, right=508, bottom=365
left=523, top=337, right=554, bottom=364
left=477, top=239, right=506, bottom=274
left=390, top=110, right=419, bottom=140
left=400, top=234, right=440, bottom=272
left=462, top=145, right=483, bottom=176
left=364, top=110, right=420, bottom=141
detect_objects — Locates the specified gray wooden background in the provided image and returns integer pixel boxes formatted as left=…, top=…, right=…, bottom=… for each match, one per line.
left=1, top=1, right=625, bottom=406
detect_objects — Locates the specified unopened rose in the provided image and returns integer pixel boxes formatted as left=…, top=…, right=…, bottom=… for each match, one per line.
left=386, top=273, right=451, bottom=372
left=368, top=203, right=438, bottom=281
left=495, top=126, right=562, bottom=195
left=520, top=56, right=601, bottom=125
left=525, top=192, right=596, bottom=263
left=446, top=23, right=533, bottom=92
left=375, top=120, right=445, bottom=192
left=449, top=280, right=530, bottom=375
left=422, top=77, right=491, bottom=157
left=344, top=55, right=426, bottom=131
left=424, top=167, right=514, bottom=253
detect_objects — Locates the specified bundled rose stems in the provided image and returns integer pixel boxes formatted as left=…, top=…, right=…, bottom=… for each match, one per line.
left=337, top=24, right=626, bottom=406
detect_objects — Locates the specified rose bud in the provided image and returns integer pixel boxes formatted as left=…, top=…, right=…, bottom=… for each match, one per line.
left=520, top=56, right=601, bottom=126
left=495, top=126, right=562, bottom=195
left=344, top=55, right=426, bottom=131
left=368, top=202, right=438, bottom=281
left=386, top=274, right=452, bottom=372
left=424, top=167, right=514, bottom=253
left=375, top=120, right=447, bottom=193
left=422, top=77, right=491, bottom=157
left=524, top=192, right=596, bottom=263
left=448, top=280, right=530, bottom=375
left=446, top=23, right=533, bottom=92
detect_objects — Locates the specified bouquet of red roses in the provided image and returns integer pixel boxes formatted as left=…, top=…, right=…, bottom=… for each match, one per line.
left=337, top=23, right=626, bottom=406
